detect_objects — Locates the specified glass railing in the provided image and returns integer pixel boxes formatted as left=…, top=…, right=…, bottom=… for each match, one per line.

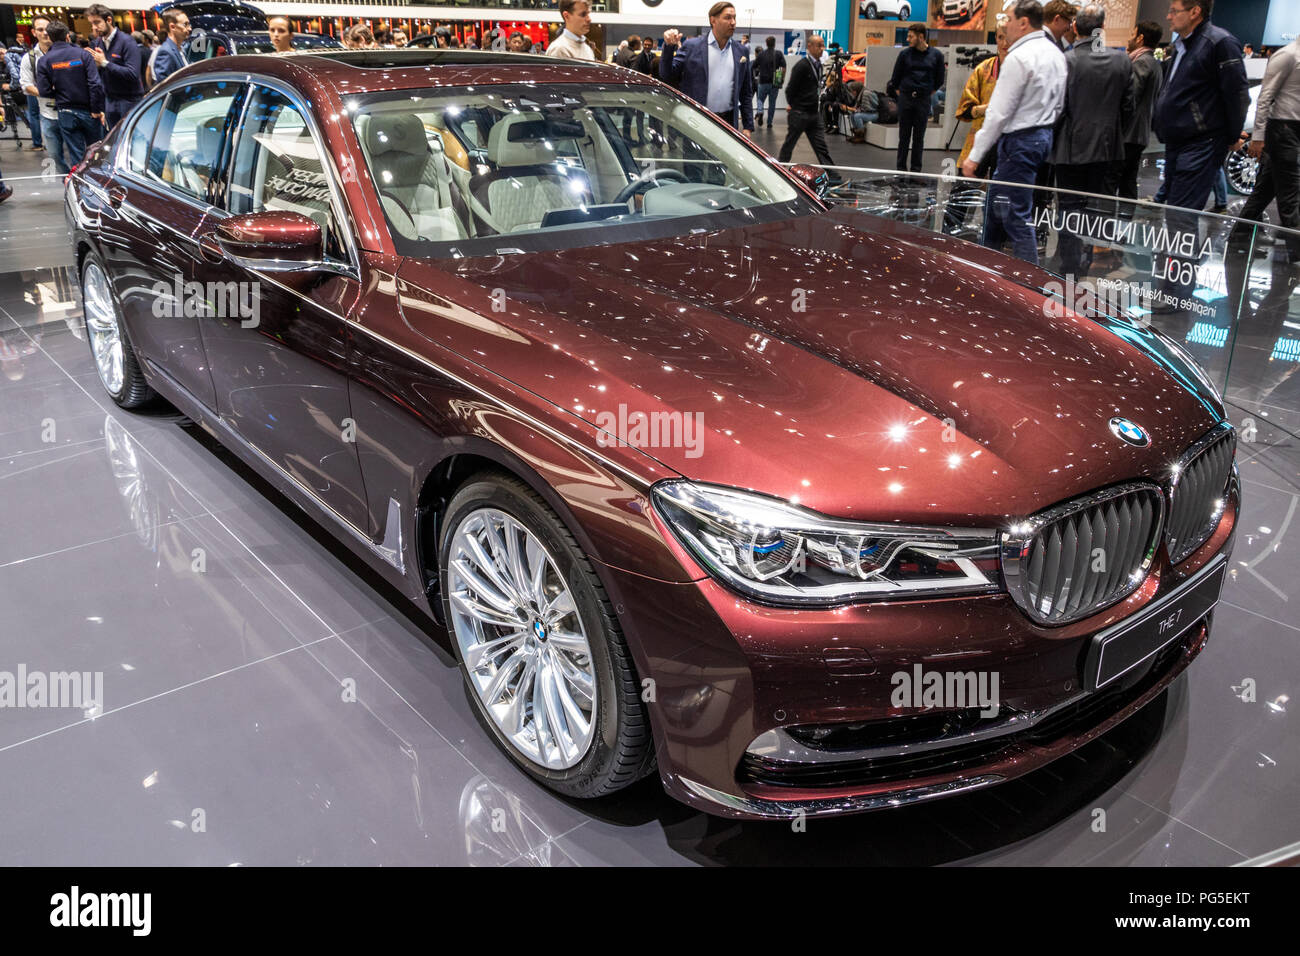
left=787, top=164, right=1300, bottom=443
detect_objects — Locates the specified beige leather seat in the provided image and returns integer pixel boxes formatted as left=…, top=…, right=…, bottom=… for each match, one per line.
left=469, top=113, right=592, bottom=235
left=362, top=112, right=471, bottom=242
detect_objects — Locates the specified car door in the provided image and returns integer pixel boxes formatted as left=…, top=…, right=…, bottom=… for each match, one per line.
left=199, top=81, right=369, bottom=532
left=105, top=79, right=246, bottom=409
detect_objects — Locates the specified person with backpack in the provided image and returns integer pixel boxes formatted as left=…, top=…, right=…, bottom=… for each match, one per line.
left=35, top=20, right=104, bottom=172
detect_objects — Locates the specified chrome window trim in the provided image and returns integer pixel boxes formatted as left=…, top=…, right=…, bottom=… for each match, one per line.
left=109, top=70, right=362, bottom=279
left=223, top=73, right=362, bottom=277
left=1000, top=480, right=1166, bottom=626
left=114, top=90, right=169, bottom=175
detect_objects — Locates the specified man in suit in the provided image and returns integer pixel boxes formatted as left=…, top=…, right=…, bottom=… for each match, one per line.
left=777, top=34, right=835, bottom=168
left=150, top=8, right=191, bottom=85
left=1118, top=19, right=1164, bottom=201
left=660, top=3, right=754, bottom=135
left=1050, top=3, right=1134, bottom=278
left=86, top=4, right=141, bottom=131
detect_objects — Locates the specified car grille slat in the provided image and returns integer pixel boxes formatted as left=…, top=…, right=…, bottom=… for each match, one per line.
left=1167, top=429, right=1234, bottom=565
left=1065, top=512, right=1093, bottom=617
left=1003, top=483, right=1163, bottom=626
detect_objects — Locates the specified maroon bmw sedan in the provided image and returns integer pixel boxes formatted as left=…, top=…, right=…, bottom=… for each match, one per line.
left=65, top=49, right=1237, bottom=820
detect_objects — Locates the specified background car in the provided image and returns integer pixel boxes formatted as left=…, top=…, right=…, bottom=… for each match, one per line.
left=152, top=0, right=341, bottom=61
left=65, top=48, right=1238, bottom=822
left=859, top=0, right=912, bottom=20
left=840, top=50, right=866, bottom=84
left=942, top=0, right=986, bottom=26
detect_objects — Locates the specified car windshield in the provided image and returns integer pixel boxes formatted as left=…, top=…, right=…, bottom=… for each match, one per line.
left=348, top=83, right=811, bottom=256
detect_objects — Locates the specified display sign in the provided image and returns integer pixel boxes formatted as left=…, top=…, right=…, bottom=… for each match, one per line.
left=930, top=0, right=989, bottom=31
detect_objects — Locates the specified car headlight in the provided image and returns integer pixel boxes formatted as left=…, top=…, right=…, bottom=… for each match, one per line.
left=652, top=481, right=1003, bottom=606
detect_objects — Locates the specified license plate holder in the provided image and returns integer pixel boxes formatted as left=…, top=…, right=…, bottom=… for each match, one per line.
left=1084, top=558, right=1227, bottom=692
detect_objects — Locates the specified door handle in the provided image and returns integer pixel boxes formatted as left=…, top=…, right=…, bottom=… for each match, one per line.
left=199, top=232, right=225, bottom=263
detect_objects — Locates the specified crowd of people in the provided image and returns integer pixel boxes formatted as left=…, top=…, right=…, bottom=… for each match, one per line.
left=0, top=0, right=1296, bottom=268
left=945, top=0, right=1269, bottom=276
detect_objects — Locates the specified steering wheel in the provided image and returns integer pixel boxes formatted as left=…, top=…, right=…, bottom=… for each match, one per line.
left=615, top=167, right=689, bottom=204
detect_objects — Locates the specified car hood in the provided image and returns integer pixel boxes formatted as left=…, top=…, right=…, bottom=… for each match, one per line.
left=395, top=208, right=1225, bottom=525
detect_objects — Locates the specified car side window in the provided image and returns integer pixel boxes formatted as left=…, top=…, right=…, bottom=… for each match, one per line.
left=147, top=81, right=241, bottom=201
left=228, top=85, right=347, bottom=262
left=126, top=98, right=164, bottom=175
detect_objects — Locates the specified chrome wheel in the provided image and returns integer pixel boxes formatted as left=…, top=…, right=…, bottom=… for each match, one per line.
left=82, top=260, right=124, bottom=395
left=447, top=508, right=597, bottom=770
left=1224, top=150, right=1257, bottom=196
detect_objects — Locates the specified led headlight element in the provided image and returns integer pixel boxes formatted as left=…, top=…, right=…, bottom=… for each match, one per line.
left=652, top=481, right=1002, bottom=606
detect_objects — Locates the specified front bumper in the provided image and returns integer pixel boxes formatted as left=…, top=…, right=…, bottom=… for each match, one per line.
left=605, top=480, right=1238, bottom=820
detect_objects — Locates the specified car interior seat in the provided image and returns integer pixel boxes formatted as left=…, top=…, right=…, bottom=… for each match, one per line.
left=362, top=112, right=472, bottom=242
left=468, top=112, right=593, bottom=235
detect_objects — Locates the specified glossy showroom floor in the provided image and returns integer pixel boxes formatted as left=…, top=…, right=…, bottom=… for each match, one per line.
left=1, top=143, right=1298, bottom=866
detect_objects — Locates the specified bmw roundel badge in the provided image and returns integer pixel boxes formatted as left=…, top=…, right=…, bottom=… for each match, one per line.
left=1108, top=417, right=1150, bottom=447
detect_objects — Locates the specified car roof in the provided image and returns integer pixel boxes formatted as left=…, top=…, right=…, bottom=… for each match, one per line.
left=182, top=47, right=651, bottom=94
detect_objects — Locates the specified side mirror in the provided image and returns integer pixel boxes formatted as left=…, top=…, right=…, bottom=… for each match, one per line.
left=210, top=210, right=324, bottom=267
left=788, top=163, right=830, bottom=199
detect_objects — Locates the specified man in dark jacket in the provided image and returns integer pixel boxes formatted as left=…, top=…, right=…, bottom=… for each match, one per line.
left=1152, top=0, right=1247, bottom=218
left=87, top=4, right=142, bottom=132
left=1118, top=19, right=1164, bottom=201
left=36, top=20, right=104, bottom=172
left=777, top=34, right=835, bottom=168
left=1151, top=0, right=1247, bottom=307
left=1051, top=4, right=1134, bottom=278
left=753, top=35, right=785, bottom=129
left=887, top=24, right=945, bottom=172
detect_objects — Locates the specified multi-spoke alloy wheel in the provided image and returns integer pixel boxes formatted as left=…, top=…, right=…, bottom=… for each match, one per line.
left=1224, top=151, right=1257, bottom=196
left=439, top=474, right=654, bottom=798
left=80, top=253, right=153, bottom=408
left=83, top=260, right=124, bottom=395
left=448, top=507, right=597, bottom=769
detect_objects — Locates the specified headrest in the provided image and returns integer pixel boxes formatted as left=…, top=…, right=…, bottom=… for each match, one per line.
left=487, top=112, right=580, bottom=169
left=366, top=113, right=429, bottom=159
left=196, top=117, right=225, bottom=164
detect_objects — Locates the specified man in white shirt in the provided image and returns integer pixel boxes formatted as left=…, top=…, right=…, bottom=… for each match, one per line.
left=20, top=17, right=62, bottom=171
left=961, top=0, right=1065, bottom=264
left=1235, top=37, right=1300, bottom=260
left=546, top=0, right=596, bottom=61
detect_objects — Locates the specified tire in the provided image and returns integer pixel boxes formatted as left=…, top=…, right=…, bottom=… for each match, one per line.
left=439, top=472, right=655, bottom=799
left=865, top=3, right=878, bottom=17
left=900, top=4, right=911, bottom=18
left=81, top=252, right=155, bottom=408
